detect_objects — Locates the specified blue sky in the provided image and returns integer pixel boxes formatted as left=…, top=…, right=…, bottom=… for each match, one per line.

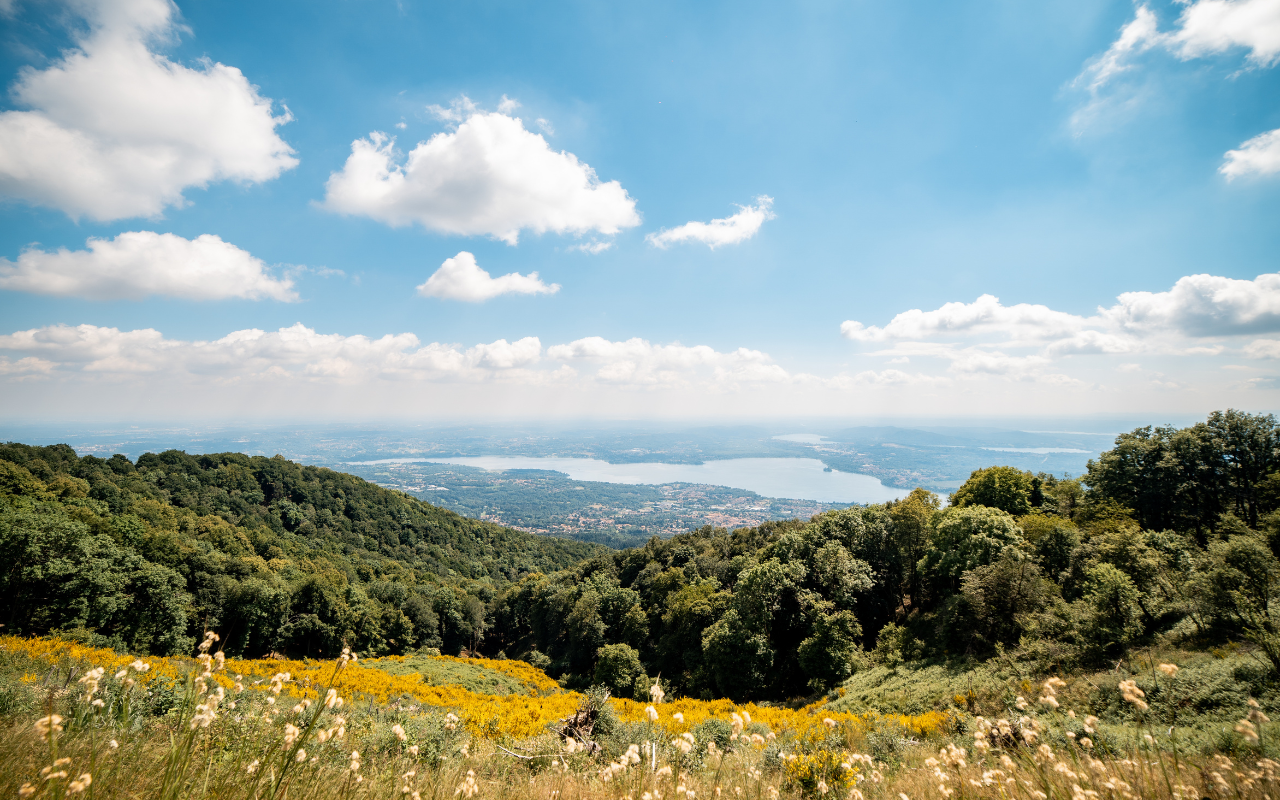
left=1, top=0, right=1278, bottom=420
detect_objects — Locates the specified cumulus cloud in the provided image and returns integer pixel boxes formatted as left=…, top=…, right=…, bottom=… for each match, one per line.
left=0, top=323, right=803, bottom=391
left=841, top=271, right=1280, bottom=382
left=415, top=251, right=558, bottom=302
left=1171, top=0, right=1280, bottom=64
left=1222, top=128, right=1280, bottom=178
left=840, top=294, right=1088, bottom=344
left=0, top=0, right=297, bottom=220
left=845, top=272, right=1280, bottom=349
left=0, top=322, right=544, bottom=382
left=1106, top=272, right=1280, bottom=336
left=547, top=336, right=790, bottom=385
left=646, top=196, right=774, bottom=250
left=322, top=97, right=639, bottom=244
left=0, top=231, right=296, bottom=300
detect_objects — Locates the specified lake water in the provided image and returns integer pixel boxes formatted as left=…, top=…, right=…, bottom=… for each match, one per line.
left=347, top=455, right=906, bottom=504
left=772, top=433, right=831, bottom=444
left=982, top=447, right=1091, bottom=454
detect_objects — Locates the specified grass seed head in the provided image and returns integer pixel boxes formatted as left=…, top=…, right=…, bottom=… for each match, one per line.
left=34, top=715, right=63, bottom=742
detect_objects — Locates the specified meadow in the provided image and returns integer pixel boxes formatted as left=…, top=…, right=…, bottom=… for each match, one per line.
left=4, top=635, right=1280, bottom=800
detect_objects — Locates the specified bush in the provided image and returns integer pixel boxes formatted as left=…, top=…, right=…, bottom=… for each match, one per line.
left=593, top=643, right=646, bottom=699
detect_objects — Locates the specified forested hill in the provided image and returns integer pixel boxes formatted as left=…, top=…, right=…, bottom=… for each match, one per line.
left=0, top=443, right=603, bottom=658
left=487, top=409, right=1280, bottom=702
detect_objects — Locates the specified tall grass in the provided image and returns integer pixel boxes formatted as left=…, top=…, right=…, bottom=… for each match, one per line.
left=4, top=637, right=1280, bottom=800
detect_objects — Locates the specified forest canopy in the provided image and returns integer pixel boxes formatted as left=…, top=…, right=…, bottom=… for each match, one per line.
left=0, top=443, right=601, bottom=658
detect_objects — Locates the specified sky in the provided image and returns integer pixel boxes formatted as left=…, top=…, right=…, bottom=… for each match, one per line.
left=0, top=0, right=1278, bottom=421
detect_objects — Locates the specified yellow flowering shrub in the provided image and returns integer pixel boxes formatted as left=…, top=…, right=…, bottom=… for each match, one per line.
left=783, top=750, right=858, bottom=797
left=1, top=635, right=953, bottom=743
left=613, top=696, right=954, bottom=742
left=364, top=653, right=561, bottom=696
left=1, top=636, right=578, bottom=739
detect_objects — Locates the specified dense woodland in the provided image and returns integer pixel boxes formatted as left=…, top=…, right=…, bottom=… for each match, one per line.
left=0, top=444, right=600, bottom=658
left=486, top=409, right=1280, bottom=700
left=3, top=409, right=1280, bottom=705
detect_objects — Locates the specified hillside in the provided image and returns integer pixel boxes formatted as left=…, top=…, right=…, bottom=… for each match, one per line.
left=486, top=409, right=1280, bottom=707
left=0, top=443, right=603, bottom=659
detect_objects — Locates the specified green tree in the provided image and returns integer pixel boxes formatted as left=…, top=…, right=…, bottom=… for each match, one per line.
left=593, top=643, right=647, bottom=698
left=889, top=488, right=940, bottom=603
left=951, top=466, right=1037, bottom=516
left=1205, top=410, right=1280, bottom=529
left=701, top=609, right=773, bottom=701
left=1188, top=532, right=1280, bottom=670
left=959, top=553, right=1052, bottom=647
left=918, top=505, right=1026, bottom=603
left=797, top=604, right=863, bottom=690
left=1082, top=563, right=1143, bottom=657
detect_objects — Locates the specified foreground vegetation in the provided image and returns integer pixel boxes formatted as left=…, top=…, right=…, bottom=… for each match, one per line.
left=4, top=634, right=1280, bottom=800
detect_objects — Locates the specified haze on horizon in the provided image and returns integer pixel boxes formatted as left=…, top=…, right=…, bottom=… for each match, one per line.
left=1, top=0, right=1278, bottom=420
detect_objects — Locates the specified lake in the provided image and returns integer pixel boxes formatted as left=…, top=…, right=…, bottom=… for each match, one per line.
left=346, top=455, right=907, bottom=504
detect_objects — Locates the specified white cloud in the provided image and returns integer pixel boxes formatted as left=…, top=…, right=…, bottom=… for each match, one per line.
left=836, top=369, right=951, bottom=388
left=468, top=337, right=542, bottom=369
left=840, top=271, right=1280, bottom=388
left=0, top=323, right=797, bottom=391
left=646, top=196, right=775, bottom=250
left=1079, top=0, right=1280, bottom=93
left=0, top=322, right=545, bottom=382
left=569, top=241, right=613, bottom=254
left=1171, top=0, right=1280, bottom=64
left=1245, top=338, right=1280, bottom=358
left=322, top=98, right=639, bottom=245
left=1106, top=272, right=1280, bottom=336
left=0, top=356, right=54, bottom=376
left=840, top=293, right=1089, bottom=343
left=415, top=251, right=559, bottom=302
left=0, top=0, right=296, bottom=220
left=844, top=272, right=1280, bottom=353
left=0, top=231, right=296, bottom=301
left=1074, top=0, right=1280, bottom=174
left=1222, top=127, right=1280, bottom=178
left=1076, top=5, right=1163, bottom=93
left=547, top=336, right=789, bottom=385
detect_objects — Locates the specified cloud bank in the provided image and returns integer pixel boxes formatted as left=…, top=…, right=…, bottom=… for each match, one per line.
left=841, top=271, right=1280, bottom=378
left=0, top=324, right=802, bottom=391
left=416, top=251, right=559, bottom=302
left=646, top=196, right=775, bottom=249
left=547, top=337, right=790, bottom=385
left=322, top=98, right=640, bottom=244
left=0, top=231, right=296, bottom=301
left=0, top=0, right=297, bottom=220
left=0, top=323, right=542, bottom=381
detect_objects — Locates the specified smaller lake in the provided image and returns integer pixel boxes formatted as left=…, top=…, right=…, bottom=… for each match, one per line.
left=982, top=447, right=1091, bottom=454
left=346, top=456, right=907, bottom=504
left=772, top=433, right=831, bottom=444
